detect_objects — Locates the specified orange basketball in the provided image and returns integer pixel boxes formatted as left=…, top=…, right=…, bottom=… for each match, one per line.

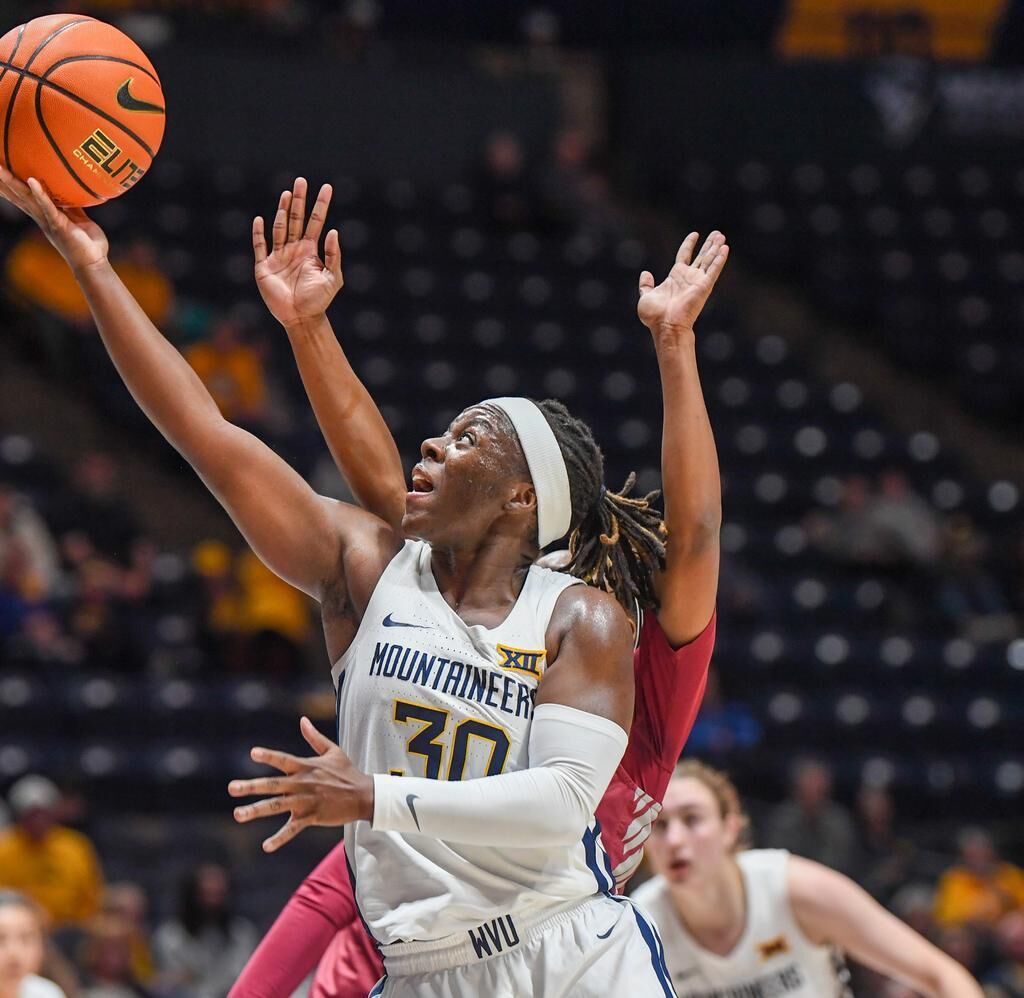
left=0, top=13, right=165, bottom=208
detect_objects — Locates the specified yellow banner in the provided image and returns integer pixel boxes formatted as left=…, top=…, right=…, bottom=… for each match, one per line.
left=777, top=0, right=1007, bottom=61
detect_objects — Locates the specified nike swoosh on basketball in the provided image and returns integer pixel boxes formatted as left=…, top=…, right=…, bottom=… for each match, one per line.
left=116, top=78, right=165, bottom=114
left=383, top=613, right=430, bottom=629
left=405, top=794, right=422, bottom=830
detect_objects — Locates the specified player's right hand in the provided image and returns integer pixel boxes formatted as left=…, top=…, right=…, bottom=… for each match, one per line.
left=0, top=166, right=109, bottom=273
left=228, top=716, right=374, bottom=853
left=253, top=176, right=344, bottom=330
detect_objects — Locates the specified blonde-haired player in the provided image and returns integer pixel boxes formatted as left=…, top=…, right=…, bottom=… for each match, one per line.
left=631, top=761, right=982, bottom=998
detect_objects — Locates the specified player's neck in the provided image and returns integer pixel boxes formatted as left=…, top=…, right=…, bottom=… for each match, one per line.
left=669, top=858, right=746, bottom=953
left=430, top=534, right=533, bottom=618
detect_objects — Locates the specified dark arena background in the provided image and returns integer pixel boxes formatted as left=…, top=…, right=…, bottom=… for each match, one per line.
left=1, top=2, right=1023, bottom=996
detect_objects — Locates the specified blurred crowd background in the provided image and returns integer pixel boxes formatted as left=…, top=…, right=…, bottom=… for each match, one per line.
left=1, top=1, right=1023, bottom=996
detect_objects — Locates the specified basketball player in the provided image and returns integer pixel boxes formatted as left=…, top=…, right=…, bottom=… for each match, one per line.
left=0, top=167, right=690, bottom=995
left=0, top=891, right=66, bottom=998
left=229, top=179, right=724, bottom=997
left=631, top=761, right=984, bottom=997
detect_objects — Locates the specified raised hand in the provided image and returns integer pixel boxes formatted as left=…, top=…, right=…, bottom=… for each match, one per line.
left=228, top=716, right=374, bottom=852
left=0, top=166, right=108, bottom=272
left=637, top=230, right=729, bottom=340
left=253, top=177, right=343, bottom=328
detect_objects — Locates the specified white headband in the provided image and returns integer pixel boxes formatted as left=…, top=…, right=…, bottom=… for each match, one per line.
left=484, top=397, right=572, bottom=548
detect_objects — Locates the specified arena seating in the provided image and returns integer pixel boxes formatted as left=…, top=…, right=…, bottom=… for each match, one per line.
left=674, top=155, right=1024, bottom=432
left=1, top=161, right=1021, bottom=827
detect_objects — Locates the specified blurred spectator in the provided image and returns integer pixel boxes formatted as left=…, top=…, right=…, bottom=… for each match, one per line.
left=935, top=828, right=1024, bottom=928
left=685, top=667, right=762, bottom=762
left=854, top=784, right=917, bottom=902
left=109, top=239, right=174, bottom=329
left=78, top=916, right=150, bottom=998
left=5, top=232, right=93, bottom=329
left=184, top=316, right=268, bottom=427
left=476, top=131, right=536, bottom=232
left=233, top=550, right=311, bottom=675
left=6, top=610, right=83, bottom=671
left=190, top=543, right=311, bottom=674
left=805, top=474, right=876, bottom=562
left=764, top=757, right=857, bottom=873
left=890, top=882, right=939, bottom=939
left=5, top=234, right=173, bottom=329
left=152, top=865, right=256, bottom=998
left=864, top=470, right=941, bottom=567
left=0, top=487, right=62, bottom=603
left=937, top=924, right=983, bottom=981
left=49, top=454, right=142, bottom=565
left=0, top=891, right=66, bottom=998
left=807, top=471, right=940, bottom=568
left=937, top=516, right=1016, bottom=643
left=98, top=887, right=153, bottom=987
left=65, top=558, right=134, bottom=673
left=328, top=0, right=385, bottom=62
left=987, top=910, right=1024, bottom=997
left=0, top=778, right=103, bottom=930
left=520, top=7, right=562, bottom=71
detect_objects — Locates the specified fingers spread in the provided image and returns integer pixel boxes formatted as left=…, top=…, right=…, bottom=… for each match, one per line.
left=674, top=232, right=700, bottom=267
left=324, top=229, right=344, bottom=283
left=304, top=183, right=332, bottom=243
left=233, top=794, right=307, bottom=824
left=228, top=774, right=297, bottom=798
left=692, top=230, right=721, bottom=268
left=300, top=715, right=335, bottom=756
left=252, top=216, right=267, bottom=264
left=705, top=242, right=730, bottom=283
left=250, top=744, right=302, bottom=774
left=263, top=816, right=311, bottom=853
left=287, top=177, right=307, bottom=243
left=271, top=190, right=290, bottom=253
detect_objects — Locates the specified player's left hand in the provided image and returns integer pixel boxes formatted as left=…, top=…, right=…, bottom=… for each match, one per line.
left=228, top=716, right=374, bottom=852
left=253, top=176, right=344, bottom=330
left=637, top=230, right=729, bottom=342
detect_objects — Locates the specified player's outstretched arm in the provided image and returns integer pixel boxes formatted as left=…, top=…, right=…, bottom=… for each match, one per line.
left=787, top=856, right=983, bottom=998
left=637, top=231, right=727, bottom=647
left=254, top=178, right=407, bottom=532
left=229, top=587, right=635, bottom=852
left=0, top=167, right=395, bottom=602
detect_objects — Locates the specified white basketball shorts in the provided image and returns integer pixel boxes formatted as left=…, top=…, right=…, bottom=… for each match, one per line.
left=368, top=893, right=675, bottom=997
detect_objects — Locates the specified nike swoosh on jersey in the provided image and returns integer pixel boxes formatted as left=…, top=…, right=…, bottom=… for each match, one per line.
left=116, top=78, right=165, bottom=114
left=406, top=794, right=422, bottom=830
left=383, top=613, right=430, bottom=629
left=596, top=925, right=615, bottom=940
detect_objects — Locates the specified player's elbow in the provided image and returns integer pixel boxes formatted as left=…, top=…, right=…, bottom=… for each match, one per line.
left=670, top=507, right=722, bottom=557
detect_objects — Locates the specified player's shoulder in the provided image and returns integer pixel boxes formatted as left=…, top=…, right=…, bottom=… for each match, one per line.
left=550, top=584, right=632, bottom=645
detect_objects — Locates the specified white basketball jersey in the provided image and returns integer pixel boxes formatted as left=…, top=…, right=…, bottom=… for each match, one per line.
left=333, top=539, right=615, bottom=945
left=631, top=850, right=846, bottom=997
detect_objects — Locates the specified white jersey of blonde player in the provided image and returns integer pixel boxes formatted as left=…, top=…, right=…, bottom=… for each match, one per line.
left=334, top=539, right=675, bottom=996
left=632, top=849, right=848, bottom=998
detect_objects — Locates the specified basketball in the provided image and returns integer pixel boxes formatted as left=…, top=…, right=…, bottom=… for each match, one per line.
left=0, top=14, right=165, bottom=208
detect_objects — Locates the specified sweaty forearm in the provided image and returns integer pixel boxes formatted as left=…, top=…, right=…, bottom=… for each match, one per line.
left=654, top=332, right=722, bottom=549
left=75, top=260, right=225, bottom=459
left=285, top=315, right=406, bottom=529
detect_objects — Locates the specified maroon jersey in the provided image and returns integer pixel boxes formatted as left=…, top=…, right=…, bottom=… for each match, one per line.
left=597, top=611, right=715, bottom=889
left=230, top=611, right=715, bottom=998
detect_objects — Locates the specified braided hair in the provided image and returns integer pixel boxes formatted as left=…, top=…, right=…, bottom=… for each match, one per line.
left=532, top=399, right=666, bottom=612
